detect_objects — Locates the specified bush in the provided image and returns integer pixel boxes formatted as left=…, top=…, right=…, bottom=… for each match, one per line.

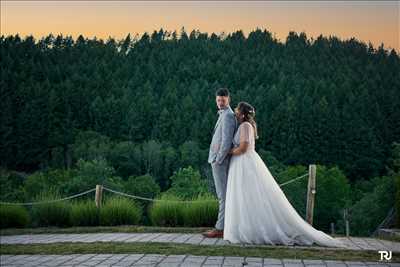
left=31, top=192, right=71, bottom=227
left=183, top=194, right=218, bottom=227
left=166, top=166, right=208, bottom=200
left=99, top=197, right=142, bottom=226
left=347, top=176, right=395, bottom=236
left=0, top=205, right=30, bottom=228
left=0, top=169, right=25, bottom=202
left=313, top=165, right=351, bottom=231
left=23, top=168, right=75, bottom=200
left=124, top=174, right=160, bottom=200
left=149, top=194, right=186, bottom=227
left=70, top=200, right=99, bottom=226
left=65, top=158, right=124, bottom=194
left=277, top=165, right=351, bottom=232
left=124, top=174, right=161, bottom=225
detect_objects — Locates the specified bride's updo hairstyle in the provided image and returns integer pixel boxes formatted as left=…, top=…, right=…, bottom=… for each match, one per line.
left=237, top=101, right=259, bottom=140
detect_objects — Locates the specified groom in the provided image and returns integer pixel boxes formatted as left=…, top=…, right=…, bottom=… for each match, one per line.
left=203, top=88, right=238, bottom=238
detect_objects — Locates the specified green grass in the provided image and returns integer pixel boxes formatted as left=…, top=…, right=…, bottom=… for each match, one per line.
left=0, top=226, right=212, bottom=236
left=1, top=242, right=397, bottom=262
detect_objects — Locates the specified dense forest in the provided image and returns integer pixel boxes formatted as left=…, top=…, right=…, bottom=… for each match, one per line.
left=1, top=28, right=399, bottom=234
left=1, top=27, right=399, bottom=180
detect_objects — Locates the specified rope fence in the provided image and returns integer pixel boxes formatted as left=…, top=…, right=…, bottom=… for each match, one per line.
left=0, top=165, right=320, bottom=228
left=0, top=165, right=357, bottom=236
left=0, top=172, right=309, bottom=205
left=0, top=188, right=96, bottom=206
left=103, top=187, right=212, bottom=203
left=278, top=173, right=308, bottom=187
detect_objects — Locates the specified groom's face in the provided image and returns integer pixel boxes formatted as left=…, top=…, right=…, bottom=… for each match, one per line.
left=216, top=96, right=229, bottom=109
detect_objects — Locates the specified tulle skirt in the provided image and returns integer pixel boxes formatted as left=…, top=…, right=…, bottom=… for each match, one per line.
left=223, top=149, right=347, bottom=248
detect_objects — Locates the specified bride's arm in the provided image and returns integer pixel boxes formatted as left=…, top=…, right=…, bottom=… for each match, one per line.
left=229, top=141, right=249, bottom=155
left=229, top=122, right=251, bottom=155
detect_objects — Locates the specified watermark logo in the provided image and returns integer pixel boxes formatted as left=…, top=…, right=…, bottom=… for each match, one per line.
left=378, top=250, right=392, bottom=261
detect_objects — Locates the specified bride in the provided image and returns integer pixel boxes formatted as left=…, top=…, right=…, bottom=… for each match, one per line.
left=223, top=101, right=347, bottom=248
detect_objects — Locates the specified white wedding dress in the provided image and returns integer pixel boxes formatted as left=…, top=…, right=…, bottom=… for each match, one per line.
left=223, top=121, right=347, bottom=248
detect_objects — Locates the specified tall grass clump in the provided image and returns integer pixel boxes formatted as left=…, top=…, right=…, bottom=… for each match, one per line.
left=70, top=199, right=99, bottom=226
left=149, top=194, right=187, bottom=227
left=0, top=205, right=30, bottom=228
left=99, top=197, right=142, bottom=226
left=30, top=191, right=71, bottom=227
left=183, top=193, right=218, bottom=227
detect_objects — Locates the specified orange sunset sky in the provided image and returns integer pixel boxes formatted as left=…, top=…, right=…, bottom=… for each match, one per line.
left=1, top=1, right=399, bottom=52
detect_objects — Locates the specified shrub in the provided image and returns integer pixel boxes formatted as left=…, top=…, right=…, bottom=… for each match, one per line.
left=166, top=166, right=208, bottom=200
left=65, top=158, right=124, bottom=195
left=99, top=197, right=142, bottom=226
left=149, top=194, right=186, bottom=227
left=70, top=200, right=99, bottom=226
left=313, top=165, right=351, bottom=231
left=30, top=192, right=71, bottom=227
left=347, top=176, right=395, bottom=236
left=277, top=165, right=351, bottom=232
left=0, top=169, right=25, bottom=202
left=124, top=174, right=161, bottom=224
left=23, top=168, right=75, bottom=200
left=183, top=193, right=218, bottom=227
left=0, top=205, right=29, bottom=228
left=124, top=174, right=160, bottom=200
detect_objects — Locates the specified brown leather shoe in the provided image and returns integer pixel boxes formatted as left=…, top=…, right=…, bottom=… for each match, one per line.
left=202, top=229, right=224, bottom=238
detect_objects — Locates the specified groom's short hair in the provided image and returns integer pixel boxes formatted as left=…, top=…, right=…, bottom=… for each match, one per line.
left=216, top=88, right=230, bottom=97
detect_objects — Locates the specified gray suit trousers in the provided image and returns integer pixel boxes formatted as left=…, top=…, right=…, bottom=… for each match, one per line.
left=211, top=157, right=230, bottom=230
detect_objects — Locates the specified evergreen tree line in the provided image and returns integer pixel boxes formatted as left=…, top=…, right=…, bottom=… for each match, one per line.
left=1, top=27, right=399, bottom=185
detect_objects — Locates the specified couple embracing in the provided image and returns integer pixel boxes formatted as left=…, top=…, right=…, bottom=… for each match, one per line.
left=203, top=88, right=346, bottom=248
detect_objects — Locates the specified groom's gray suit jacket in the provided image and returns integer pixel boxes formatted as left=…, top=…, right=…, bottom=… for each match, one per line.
left=208, top=105, right=238, bottom=164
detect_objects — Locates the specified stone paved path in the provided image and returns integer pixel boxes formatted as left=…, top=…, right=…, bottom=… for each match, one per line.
left=0, top=254, right=398, bottom=267
left=1, top=233, right=399, bottom=253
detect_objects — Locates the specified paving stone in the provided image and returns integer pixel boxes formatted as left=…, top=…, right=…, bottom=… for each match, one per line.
left=303, top=260, right=324, bottom=265
left=181, top=263, right=205, bottom=267
left=283, top=264, right=305, bottom=267
left=2, top=233, right=399, bottom=253
left=2, top=255, right=400, bottom=267
left=263, top=259, right=283, bottom=265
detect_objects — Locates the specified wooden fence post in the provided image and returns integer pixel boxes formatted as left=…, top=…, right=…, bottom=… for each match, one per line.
left=306, top=164, right=316, bottom=225
left=95, top=184, right=103, bottom=208
left=344, top=208, right=350, bottom=237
